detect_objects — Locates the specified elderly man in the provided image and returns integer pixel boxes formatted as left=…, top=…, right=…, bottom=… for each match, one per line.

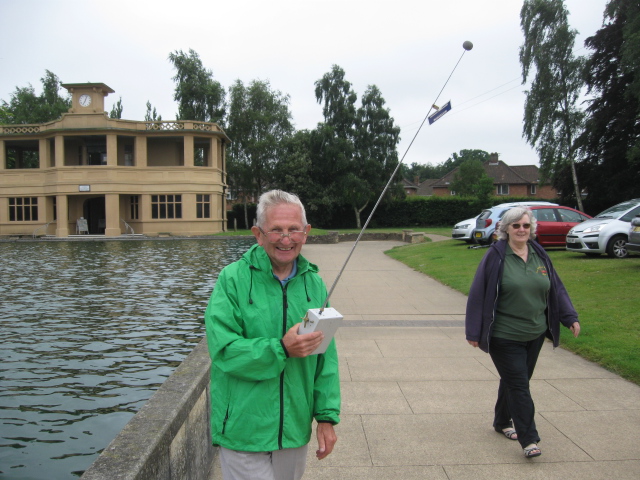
left=204, top=190, right=340, bottom=480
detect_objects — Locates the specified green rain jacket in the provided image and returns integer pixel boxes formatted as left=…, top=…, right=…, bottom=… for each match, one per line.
left=204, top=244, right=340, bottom=452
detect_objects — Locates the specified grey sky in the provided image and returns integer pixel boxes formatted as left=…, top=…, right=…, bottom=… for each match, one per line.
left=0, top=0, right=608, bottom=167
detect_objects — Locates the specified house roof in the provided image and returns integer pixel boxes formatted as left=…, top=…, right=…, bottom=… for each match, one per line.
left=402, top=178, right=419, bottom=191
left=431, top=159, right=540, bottom=188
left=417, top=179, right=439, bottom=196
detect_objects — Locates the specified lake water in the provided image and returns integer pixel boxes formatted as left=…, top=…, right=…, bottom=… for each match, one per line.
left=0, top=238, right=255, bottom=480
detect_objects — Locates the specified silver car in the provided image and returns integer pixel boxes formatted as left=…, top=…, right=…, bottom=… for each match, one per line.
left=452, top=216, right=477, bottom=243
left=627, top=215, right=640, bottom=255
left=566, top=199, right=640, bottom=258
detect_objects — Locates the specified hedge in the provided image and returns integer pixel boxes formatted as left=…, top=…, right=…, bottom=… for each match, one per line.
left=227, top=196, right=559, bottom=230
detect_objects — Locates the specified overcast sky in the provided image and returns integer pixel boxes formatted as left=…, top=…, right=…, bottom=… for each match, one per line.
left=1, top=0, right=609, bottom=167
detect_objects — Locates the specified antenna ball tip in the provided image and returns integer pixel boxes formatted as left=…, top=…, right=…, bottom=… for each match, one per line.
left=463, top=40, right=473, bottom=51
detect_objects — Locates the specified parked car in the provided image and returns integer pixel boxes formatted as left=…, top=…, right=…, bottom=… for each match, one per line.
left=472, top=202, right=558, bottom=245
left=624, top=215, right=640, bottom=255
left=530, top=205, right=592, bottom=247
left=566, top=199, right=640, bottom=258
left=452, top=216, right=478, bottom=243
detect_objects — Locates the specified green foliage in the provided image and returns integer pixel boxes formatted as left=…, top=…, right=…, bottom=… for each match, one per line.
left=575, top=0, right=640, bottom=210
left=168, top=49, right=226, bottom=123
left=109, top=96, right=123, bottom=119
left=273, top=130, right=316, bottom=201
left=449, top=159, right=495, bottom=201
left=226, top=78, right=295, bottom=225
left=401, top=149, right=490, bottom=183
left=520, top=0, right=585, bottom=210
left=144, top=100, right=162, bottom=122
left=386, top=240, right=640, bottom=385
left=0, top=70, right=70, bottom=124
left=6, top=147, right=39, bottom=169
left=310, top=65, right=401, bottom=228
left=226, top=202, right=257, bottom=230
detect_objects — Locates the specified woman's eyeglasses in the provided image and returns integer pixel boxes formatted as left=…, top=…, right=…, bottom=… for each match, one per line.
left=259, top=227, right=307, bottom=243
left=510, top=223, right=531, bottom=230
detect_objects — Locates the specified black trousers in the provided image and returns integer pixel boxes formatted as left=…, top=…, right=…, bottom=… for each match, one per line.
left=489, top=333, right=546, bottom=448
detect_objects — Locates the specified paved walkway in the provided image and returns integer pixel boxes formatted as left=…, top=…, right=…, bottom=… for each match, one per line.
left=212, top=239, right=640, bottom=479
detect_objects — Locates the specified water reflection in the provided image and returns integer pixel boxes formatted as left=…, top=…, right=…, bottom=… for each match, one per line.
left=0, top=238, right=254, bottom=479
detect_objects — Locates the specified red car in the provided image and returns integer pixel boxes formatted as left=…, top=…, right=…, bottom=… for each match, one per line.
left=530, top=205, right=592, bottom=247
left=492, top=205, right=591, bottom=247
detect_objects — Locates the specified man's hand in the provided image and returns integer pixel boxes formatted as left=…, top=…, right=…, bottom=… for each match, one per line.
left=315, top=422, right=337, bottom=460
left=282, top=323, right=324, bottom=357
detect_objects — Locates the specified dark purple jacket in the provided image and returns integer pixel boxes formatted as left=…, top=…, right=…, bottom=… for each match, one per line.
left=465, top=239, right=579, bottom=353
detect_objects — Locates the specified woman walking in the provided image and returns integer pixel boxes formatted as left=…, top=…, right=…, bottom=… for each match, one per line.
left=465, top=206, right=580, bottom=458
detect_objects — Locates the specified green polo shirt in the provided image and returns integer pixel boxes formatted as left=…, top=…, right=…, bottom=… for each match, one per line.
left=492, top=243, right=550, bottom=342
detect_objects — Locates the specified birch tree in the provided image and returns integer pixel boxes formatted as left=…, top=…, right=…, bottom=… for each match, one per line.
left=520, top=0, right=585, bottom=210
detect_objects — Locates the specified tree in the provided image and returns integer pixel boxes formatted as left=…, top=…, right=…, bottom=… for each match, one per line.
left=144, top=101, right=162, bottom=122
left=168, top=49, right=226, bottom=123
left=273, top=130, right=316, bottom=204
left=307, top=65, right=358, bottom=225
left=350, top=85, right=401, bottom=228
left=311, top=65, right=400, bottom=228
left=226, top=79, right=295, bottom=227
left=402, top=149, right=490, bottom=183
left=520, top=0, right=585, bottom=211
left=109, top=97, right=123, bottom=119
left=449, top=159, right=495, bottom=202
left=575, top=0, right=640, bottom=211
left=0, top=70, right=70, bottom=124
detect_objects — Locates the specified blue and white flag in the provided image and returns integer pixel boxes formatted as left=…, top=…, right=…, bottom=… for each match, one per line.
left=428, top=101, right=452, bottom=125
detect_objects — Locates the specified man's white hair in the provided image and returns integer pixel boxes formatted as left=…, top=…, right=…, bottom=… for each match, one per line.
left=256, top=190, right=307, bottom=227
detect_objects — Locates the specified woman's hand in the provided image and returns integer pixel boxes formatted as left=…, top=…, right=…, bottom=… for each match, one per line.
left=467, top=340, right=479, bottom=348
left=570, top=322, right=581, bottom=338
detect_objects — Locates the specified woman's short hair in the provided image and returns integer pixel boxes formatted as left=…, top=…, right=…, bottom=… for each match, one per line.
left=496, top=206, right=537, bottom=241
left=256, top=190, right=307, bottom=228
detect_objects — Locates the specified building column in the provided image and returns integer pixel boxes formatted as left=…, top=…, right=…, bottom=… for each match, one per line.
left=0, top=139, right=5, bottom=170
left=135, top=136, right=147, bottom=167
left=55, top=135, right=65, bottom=167
left=38, top=139, right=49, bottom=168
left=55, top=194, right=69, bottom=237
left=184, top=134, right=194, bottom=167
left=107, top=134, right=117, bottom=166
left=211, top=138, right=219, bottom=170
left=104, top=193, right=121, bottom=237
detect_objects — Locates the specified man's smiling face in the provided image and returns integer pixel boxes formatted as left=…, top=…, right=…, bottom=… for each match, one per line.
left=252, top=203, right=310, bottom=278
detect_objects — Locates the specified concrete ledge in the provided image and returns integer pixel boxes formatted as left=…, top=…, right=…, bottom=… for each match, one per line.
left=81, top=339, right=214, bottom=480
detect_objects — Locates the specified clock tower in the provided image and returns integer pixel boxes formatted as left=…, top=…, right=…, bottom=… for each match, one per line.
left=62, top=82, right=115, bottom=114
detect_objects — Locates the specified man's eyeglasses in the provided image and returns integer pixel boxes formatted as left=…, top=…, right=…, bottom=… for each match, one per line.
left=259, top=227, right=307, bottom=243
left=511, top=223, right=531, bottom=230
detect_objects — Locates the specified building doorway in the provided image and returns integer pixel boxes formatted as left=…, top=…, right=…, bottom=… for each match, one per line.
left=83, top=197, right=106, bottom=234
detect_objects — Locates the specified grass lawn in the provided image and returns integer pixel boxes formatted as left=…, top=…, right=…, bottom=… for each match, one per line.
left=386, top=238, right=640, bottom=386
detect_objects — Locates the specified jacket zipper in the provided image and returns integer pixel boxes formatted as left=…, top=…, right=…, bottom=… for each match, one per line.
left=541, top=254, right=556, bottom=348
left=278, top=284, right=289, bottom=450
left=222, top=407, right=229, bottom=435
left=486, top=257, right=502, bottom=353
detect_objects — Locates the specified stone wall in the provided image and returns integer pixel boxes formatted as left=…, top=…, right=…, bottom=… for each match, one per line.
left=81, top=339, right=214, bottom=480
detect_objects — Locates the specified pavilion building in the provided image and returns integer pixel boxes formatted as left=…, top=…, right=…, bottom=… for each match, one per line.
left=0, top=82, right=229, bottom=238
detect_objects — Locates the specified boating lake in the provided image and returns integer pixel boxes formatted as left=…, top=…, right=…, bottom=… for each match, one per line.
left=0, top=238, right=255, bottom=479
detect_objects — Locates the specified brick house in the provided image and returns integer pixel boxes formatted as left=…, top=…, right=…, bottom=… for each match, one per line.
left=429, top=153, right=556, bottom=199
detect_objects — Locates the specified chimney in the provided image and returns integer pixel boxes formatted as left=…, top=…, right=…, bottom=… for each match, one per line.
left=489, top=152, right=499, bottom=164
left=414, top=176, right=420, bottom=185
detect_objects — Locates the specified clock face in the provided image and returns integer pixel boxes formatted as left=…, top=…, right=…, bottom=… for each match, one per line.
left=79, top=94, right=92, bottom=107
